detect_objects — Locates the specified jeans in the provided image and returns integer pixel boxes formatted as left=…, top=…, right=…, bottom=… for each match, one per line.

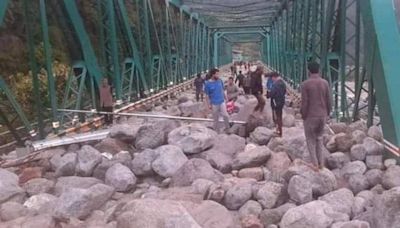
left=304, top=117, right=326, bottom=167
left=196, top=90, right=204, bottom=102
left=273, top=107, right=283, bottom=136
left=212, top=103, right=230, bottom=132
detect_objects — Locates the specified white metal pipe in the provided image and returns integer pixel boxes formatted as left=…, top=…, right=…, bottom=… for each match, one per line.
left=56, top=108, right=247, bottom=125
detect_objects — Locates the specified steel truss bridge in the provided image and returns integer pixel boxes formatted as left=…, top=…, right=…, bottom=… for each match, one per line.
left=0, top=0, right=399, bottom=155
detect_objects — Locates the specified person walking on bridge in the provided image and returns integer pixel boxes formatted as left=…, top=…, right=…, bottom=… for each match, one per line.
left=205, top=68, right=230, bottom=133
left=267, top=72, right=286, bottom=137
left=250, top=66, right=265, bottom=112
left=99, top=78, right=114, bottom=125
left=194, top=73, right=205, bottom=102
left=301, top=62, right=332, bottom=170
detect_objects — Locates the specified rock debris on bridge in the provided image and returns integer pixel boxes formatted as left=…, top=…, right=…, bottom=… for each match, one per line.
left=0, top=67, right=398, bottom=228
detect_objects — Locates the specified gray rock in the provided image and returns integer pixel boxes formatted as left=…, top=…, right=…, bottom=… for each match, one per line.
left=330, top=123, right=348, bottom=134
left=0, top=201, right=28, bottom=221
left=117, top=199, right=201, bottom=228
left=320, top=188, right=354, bottom=216
left=238, top=167, right=264, bottom=181
left=283, top=114, right=295, bottom=127
left=350, top=144, right=367, bottom=161
left=367, top=126, right=382, bottom=141
left=266, top=152, right=291, bottom=176
left=288, top=175, right=312, bottom=204
left=349, top=174, right=369, bottom=194
left=54, top=183, right=114, bottom=219
left=335, top=133, right=355, bottom=152
left=363, top=137, right=384, bottom=155
left=152, top=145, right=188, bottom=177
left=75, top=145, right=102, bottom=176
left=348, top=120, right=368, bottom=133
left=372, top=187, right=400, bottom=228
left=352, top=130, right=367, bottom=144
left=23, top=193, right=57, bottom=214
left=54, top=176, right=102, bottom=196
left=382, top=165, right=400, bottom=189
left=109, top=123, right=140, bottom=143
left=22, top=178, right=54, bottom=196
left=113, top=151, right=132, bottom=167
left=232, top=146, right=271, bottom=170
left=3, top=214, right=56, bottom=228
left=331, top=220, right=370, bottom=228
left=280, top=200, right=349, bottom=228
left=131, top=149, right=159, bottom=176
left=105, top=163, right=137, bottom=192
left=51, top=152, right=77, bottom=177
left=224, top=182, right=253, bottom=210
left=92, top=158, right=120, bottom=180
left=351, top=196, right=368, bottom=218
left=95, top=137, right=128, bottom=154
left=256, top=182, right=286, bottom=209
left=191, top=179, right=215, bottom=195
left=365, top=169, right=383, bottom=187
left=384, top=159, right=397, bottom=168
left=249, top=127, right=274, bottom=145
left=135, top=120, right=180, bottom=150
left=178, top=100, right=206, bottom=117
left=365, top=155, right=383, bottom=170
left=171, top=158, right=224, bottom=187
left=260, top=203, right=296, bottom=227
left=188, top=200, right=236, bottom=228
left=239, top=200, right=263, bottom=219
left=0, top=168, right=25, bottom=203
left=356, top=191, right=375, bottom=207
left=341, top=161, right=367, bottom=179
left=168, top=124, right=217, bottom=154
left=327, top=152, right=351, bottom=169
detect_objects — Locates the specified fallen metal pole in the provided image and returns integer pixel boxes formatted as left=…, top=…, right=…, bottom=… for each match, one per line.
left=56, top=108, right=247, bottom=125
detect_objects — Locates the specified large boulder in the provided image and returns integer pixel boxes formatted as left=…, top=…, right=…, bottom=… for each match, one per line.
left=22, top=178, right=54, bottom=196
left=152, top=145, right=188, bottom=178
left=109, top=123, right=141, bottom=143
left=352, top=130, right=367, bottom=144
left=232, top=146, right=271, bottom=170
left=382, top=165, right=400, bottom=189
left=130, top=149, right=159, bottom=176
left=224, top=182, right=253, bottom=210
left=327, top=152, right=350, bottom=169
left=256, top=182, right=287, bottom=209
left=330, top=123, right=348, bottom=134
left=260, top=203, right=296, bottom=227
left=105, top=163, right=137, bottom=192
left=365, top=169, right=383, bottom=187
left=0, top=168, right=25, bottom=203
left=1, top=214, right=56, bottom=228
left=171, top=159, right=224, bottom=187
left=266, top=152, right=292, bottom=176
left=54, top=184, right=114, bottom=219
left=54, top=176, right=102, bottom=196
left=249, top=127, right=274, bottom=145
left=188, top=200, right=236, bottom=228
left=50, top=152, right=77, bottom=177
left=135, top=120, right=180, bottom=150
left=95, top=138, right=128, bottom=155
left=179, top=101, right=207, bottom=117
left=367, top=126, right=383, bottom=141
left=363, top=137, right=384, bottom=156
left=117, top=199, right=201, bottom=228
left=341, top=161, right=367, bottom=179
left=335, top=133, right=355, bottom=152
left=0, top=201, right=29, bottom=221
left=288, top=175, right=312, bottom=204
left=280, top=200, right=349, bottom=228
left=238, top=167, right=264, bottom=181
left=23, top=193, right=57, bottom=214
left=199, top=134, right=246, bottom=173
left=331, top=220, right=370, bottom=228
left=283, top=114, right=296, bottom=127
left=350, top=144, right=367, bottom=161
left=365, top=155, right=383, bottom=170
left=239, top=200, right=263, bottom=219
left=372, top=187, right=400, bottom=228
left=348, top=174, right=369, bottom=194
left=319, top=188, right=355, bottom=216
left=168, top=124, right=217, bottom=154
left=75, top=145, right=102, bottom=176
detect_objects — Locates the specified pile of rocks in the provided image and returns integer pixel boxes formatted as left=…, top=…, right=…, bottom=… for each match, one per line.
left=0, top=74, right=399, bottom=227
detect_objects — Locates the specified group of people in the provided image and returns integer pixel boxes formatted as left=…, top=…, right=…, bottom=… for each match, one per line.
left=195, top=62, right=331, bottom=171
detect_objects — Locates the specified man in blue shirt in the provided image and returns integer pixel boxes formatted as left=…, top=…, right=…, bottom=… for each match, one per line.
left=204, top=68, right=230, bottom=133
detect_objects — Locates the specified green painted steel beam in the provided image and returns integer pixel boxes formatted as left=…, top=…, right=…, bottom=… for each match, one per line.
left=0, top=0, right=9, bottom=26
left=63, top=0, right=102, bottom=86
left=364, top=0, right=400, bottom=149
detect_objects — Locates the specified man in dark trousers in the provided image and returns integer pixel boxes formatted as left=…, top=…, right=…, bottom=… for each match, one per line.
left=267, top=72, right=286, bottom=137
left=204, top=68, right=230, bottom=133
left=250, top=66, right=265, bottom=112
left=99, top=78, right=114, bottom=125
left=301, top=62, right=332, bottom=170
left=235, top=71, right=245, bottom=88
left=194, top=73, right=205, bottom=102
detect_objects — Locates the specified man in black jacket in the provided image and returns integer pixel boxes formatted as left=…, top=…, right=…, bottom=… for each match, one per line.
left=267, top=72, right=286, bottom=137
